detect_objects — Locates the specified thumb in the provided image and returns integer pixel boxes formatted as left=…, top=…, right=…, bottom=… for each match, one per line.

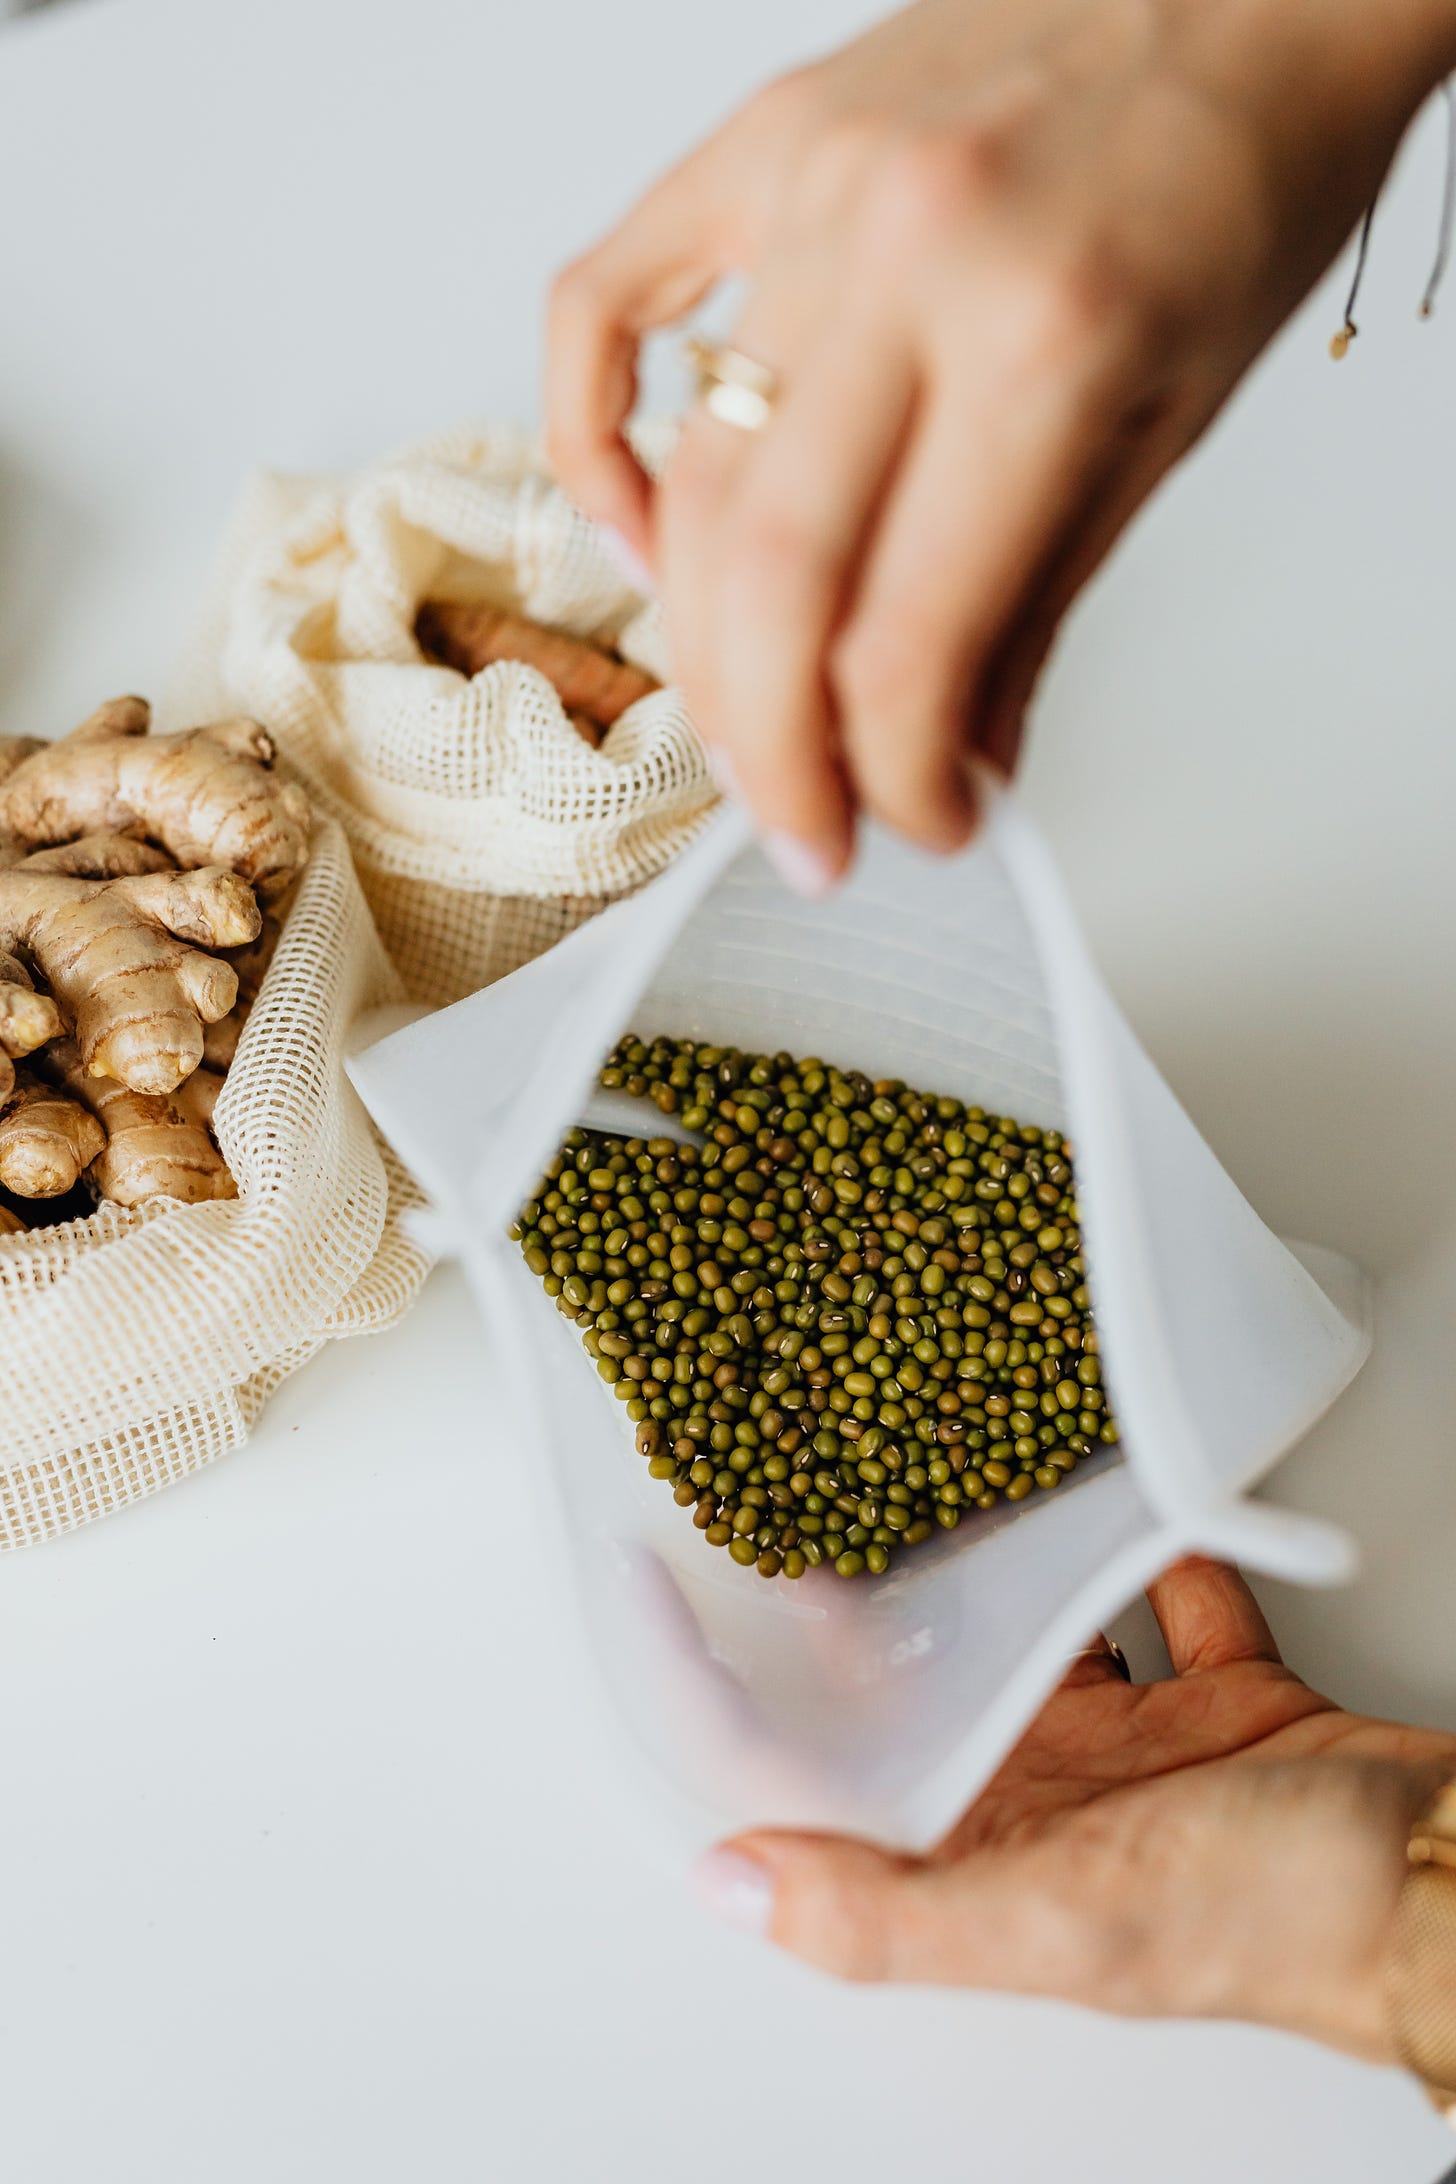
left=691, top=1829, right=1020, bottom=1986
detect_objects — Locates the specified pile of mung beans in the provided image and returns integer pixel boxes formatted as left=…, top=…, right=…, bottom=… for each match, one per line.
left=511, top=1035, right=1117, bottom=1581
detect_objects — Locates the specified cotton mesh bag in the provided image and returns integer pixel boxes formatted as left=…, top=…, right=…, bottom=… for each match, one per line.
left=349, top=788, right=1371, bottom=1851
left=175, top=424, right=715, bottom=1006
left=0, top=818, right=430, bottom=1546
left=0, top=422, right=704, bottom=1544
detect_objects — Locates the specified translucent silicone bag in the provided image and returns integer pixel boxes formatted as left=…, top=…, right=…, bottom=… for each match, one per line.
left=348, top=786, right=1370, bottom=1850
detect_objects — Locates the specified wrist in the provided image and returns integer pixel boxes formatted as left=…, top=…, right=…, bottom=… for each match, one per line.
left=1280, top=1760, right=1456, bottom=2065
left=1204, top=1757, right=1456, bottom=2064
left=1399, top=0, right=1456, bottom=90
left=1174, top=0, right=1456, bottom=149
left=1259, top=1779, right=1415, bottom=2065
left=1303, top=0, right=1456, bottom=121
left=1385, top=1780, right=1456, bottom=2112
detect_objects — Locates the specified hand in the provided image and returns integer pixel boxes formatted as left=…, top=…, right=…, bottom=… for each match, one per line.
left=692, top=1559, right=1456, bottom=2061
left=548, top=0, right=1456, bottom=892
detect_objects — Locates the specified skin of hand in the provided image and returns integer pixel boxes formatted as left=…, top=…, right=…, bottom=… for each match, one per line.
left=691, top=1558, right=1456, bottom=2062
left=548, top=0, right=1456, bottom=894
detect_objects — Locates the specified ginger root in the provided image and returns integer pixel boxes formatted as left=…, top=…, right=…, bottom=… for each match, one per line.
left=201, top=909, right=282, bottom=1071
left=414, top=601, right=659, bottom=735
left=0, top=736, right=43, bottom=790
left=0, top=1069, right=106, bottom=1197
left=0, top=697, right=309, bottom=1225
left=0, top=697, right=311, bottom=899
left=0, top=948, right=63, bottom=1105
left=0, top=858, right=260, bottom=1093
left=176, top=1065, right=224, bottom=1133
left=45, top=1038, right=233, bottom=1207
left=200, top=1010, right=242, bottom=1074
left=17, top=832, right=174, bottom=880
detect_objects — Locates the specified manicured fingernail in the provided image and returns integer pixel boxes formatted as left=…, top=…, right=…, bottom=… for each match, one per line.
left=692, top=1848, right=774, bottom=1936
left=601, top=525, right=655, bottom=595
left=707, top=747, right=741, bottom=801
left=762, top=831, right=836, bottom=900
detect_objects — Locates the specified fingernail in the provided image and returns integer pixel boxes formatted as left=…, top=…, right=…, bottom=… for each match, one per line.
left=691, top=1848, right=774, bottom=1937
left=601, top=525, right=655, bottom=595
left=707, top=746, right=741, bottom=801
left=762, top=831, right=836, bottom=900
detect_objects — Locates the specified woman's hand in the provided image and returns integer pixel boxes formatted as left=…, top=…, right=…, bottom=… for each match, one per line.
left=548, top=0, right=1456, bottom=893
left=693, top=1559, right=1456, bottom=2061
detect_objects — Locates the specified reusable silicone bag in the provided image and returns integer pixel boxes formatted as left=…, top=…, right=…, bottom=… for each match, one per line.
left=348, top=786, right=1370, bottom=1851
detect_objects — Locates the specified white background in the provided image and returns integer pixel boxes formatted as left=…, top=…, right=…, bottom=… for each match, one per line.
left=2, top=1, right=1455, bottom=2177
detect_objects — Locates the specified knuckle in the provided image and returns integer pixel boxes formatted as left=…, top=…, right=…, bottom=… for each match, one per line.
left=786, top=1875, right=892, bottom=1984
left=831, top=613, right=935, bottom=717
left=662, top=419, right=733, bottom=517
left=864, top=768, right=959, bottom=848
left=866, top=127, right=1008, bottom=250
left=548, top=254, right=602, bottom=327
left=732, top=505, right=840, bottom=603
left=800, top=110, right=885, bottom=206
left=544, top=419, right=590, bottom=485
left=815, top=110, right=885, bottom=172
left=741, top=65, right=823, bottom=143
left=1002, top=247, right=1137, bottom=367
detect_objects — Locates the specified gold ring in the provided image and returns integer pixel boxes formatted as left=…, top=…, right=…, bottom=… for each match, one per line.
left=1070, top=1638, right=1131, bottom=1681
left=684, top=336, right=780, bottom=433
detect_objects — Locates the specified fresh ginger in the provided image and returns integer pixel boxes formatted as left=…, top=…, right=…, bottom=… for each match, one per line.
left=414, top=601, right=659, bottom=735
left=44, top=1038, right=233, bottom=1207
left=200, top=1011, right=242, bottom=1073
left=202, top=909, right=282, bottom=1071
left=176, top=1065, right=224, bottom=1133
left=0, top=949, right=62, bottom=1105
left=0, top=1069, right=106, bottom=1197
left=0, top=697, right=311, bottom=899
left=0, top=697, right=309, bottom=1224
left=0, top=737, right=43, bottom=789
left=18, top=832, right=173, bottom=880
left=0, top=857, right=259, bottom=1093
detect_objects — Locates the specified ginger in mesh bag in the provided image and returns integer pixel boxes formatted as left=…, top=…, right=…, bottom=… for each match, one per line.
left=0, top=698, right=429, bottom=1545
left=175, top=422, right=715, bottom=1007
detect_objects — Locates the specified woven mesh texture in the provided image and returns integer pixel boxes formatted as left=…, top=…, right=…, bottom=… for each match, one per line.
left=0, top=819, right=430, bottom=1545
left=177, top=422, right=715, bottom=1006
left=0, top=420, right=706, bottom=1543
left=1391, top=1864, right=1456, bottom=2097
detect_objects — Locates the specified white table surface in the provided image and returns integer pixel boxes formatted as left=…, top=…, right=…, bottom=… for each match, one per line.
left=3, top=2, right=1455, bottom=2178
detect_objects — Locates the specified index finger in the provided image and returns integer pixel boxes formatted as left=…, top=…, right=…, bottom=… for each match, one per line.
left=546, top=175, right=727, bottom=554
left=546, top=75, right=823, bottom=551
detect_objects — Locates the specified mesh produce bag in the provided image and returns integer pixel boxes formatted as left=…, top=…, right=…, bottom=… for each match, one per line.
left=349, top=790, right=1371, bottom=1850
left=0, top=819, right=429, bottom=1546
left=174, top=424, right=715, bottom=1006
